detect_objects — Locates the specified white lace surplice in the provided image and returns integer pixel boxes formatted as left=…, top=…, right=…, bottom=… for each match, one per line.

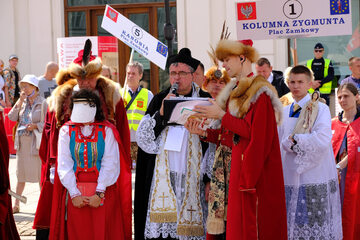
left=136, top=84, right=209, bottom=240
left=278, top=94, right=342, bottom=240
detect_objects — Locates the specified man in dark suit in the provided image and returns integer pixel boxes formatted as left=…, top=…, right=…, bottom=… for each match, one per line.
left=256, top=57, right=290, bottom=98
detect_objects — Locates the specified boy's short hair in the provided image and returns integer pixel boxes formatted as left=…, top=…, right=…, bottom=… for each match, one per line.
left=289, top=65, right=314, bottom=82
left=348, top=57, right=360, bottom=67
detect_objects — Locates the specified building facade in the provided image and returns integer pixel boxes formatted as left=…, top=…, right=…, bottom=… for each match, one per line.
left=0, top=0, right=359, bottom=94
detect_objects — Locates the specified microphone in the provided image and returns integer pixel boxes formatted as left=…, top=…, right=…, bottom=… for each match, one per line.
left=170, top=83, right=178, bottom=94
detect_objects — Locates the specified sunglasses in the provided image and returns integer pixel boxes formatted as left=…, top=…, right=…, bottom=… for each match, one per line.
left=314, top=50, right=323, bottom=53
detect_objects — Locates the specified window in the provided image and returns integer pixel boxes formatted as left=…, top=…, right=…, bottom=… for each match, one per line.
left=289, top=0, right=360, bottom=87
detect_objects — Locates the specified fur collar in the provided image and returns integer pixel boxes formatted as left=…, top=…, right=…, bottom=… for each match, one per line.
left=48, top=76, right=121, bottom=127
left=217, top=75, right=283, bottom=125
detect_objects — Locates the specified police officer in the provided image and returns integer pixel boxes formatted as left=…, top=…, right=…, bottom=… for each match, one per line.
left=306, top=42, right=334, bottom=106
left=124, top=61, right=153, bottom=169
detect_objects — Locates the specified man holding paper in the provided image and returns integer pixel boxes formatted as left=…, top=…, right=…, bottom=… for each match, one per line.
left=134, top=48, right=211, bottom=240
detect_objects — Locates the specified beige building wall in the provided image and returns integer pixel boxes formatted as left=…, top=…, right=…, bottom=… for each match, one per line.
left=0, top=0, right=288, bottom=77
left=0, top=0, right=64, bottom=77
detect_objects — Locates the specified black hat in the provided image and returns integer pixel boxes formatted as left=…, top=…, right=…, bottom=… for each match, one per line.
left=314, top=43, right=324, bottom=49
left=166, top=48, right=200, bottom=70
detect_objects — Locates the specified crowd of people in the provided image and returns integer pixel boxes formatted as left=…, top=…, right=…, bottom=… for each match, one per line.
left=0, top=37, right=359, bottom=240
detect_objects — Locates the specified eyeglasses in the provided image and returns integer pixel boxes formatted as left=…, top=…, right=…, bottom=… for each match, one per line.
left=169, top=71, right=192, bottom=78
left=314, top=50, right=323, bottom=53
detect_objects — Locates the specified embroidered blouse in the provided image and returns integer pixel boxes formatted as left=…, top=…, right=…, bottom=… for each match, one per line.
left=57, top=124, right=120, bottom=198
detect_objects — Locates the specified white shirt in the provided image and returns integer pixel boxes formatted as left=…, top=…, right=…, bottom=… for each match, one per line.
left=57, top=125, right=120, bottom=198
left=277, top=94, right=342, bottom=239
left=267, top=72, right=274, bottom=84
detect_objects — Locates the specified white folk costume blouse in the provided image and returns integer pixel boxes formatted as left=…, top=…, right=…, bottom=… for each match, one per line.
left=57, top=124, right=120, bottom=198
left=278, top=94, right=342, bottom=240
left=137, top=84, right=208, bottom=240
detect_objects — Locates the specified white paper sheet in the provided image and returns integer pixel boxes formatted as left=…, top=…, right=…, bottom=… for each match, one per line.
left=164, top=126, right=186, bottom=152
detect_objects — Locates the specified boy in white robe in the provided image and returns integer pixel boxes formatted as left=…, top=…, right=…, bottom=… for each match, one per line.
left=278, top=65, right=342, bottom=240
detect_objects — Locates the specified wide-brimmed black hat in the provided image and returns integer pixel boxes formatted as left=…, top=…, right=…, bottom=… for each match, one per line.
left=166, top=48, right=200, bottom=70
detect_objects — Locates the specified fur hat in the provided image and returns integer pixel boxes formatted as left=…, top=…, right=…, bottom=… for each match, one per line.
left=203, top=66, right=230, bottom=88
left=215, top=39, right=259, bottom=63
left=56, top=39, right=103, bottom=86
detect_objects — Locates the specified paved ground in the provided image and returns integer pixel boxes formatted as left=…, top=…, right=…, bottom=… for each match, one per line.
left=9, top=155, right=136, bottom=240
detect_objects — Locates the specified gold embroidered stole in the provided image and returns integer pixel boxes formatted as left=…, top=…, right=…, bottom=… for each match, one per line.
left=149, top=129, right=178, bottom=223
left=149, top=130, right=204, bottom=237
left=177, top=133, right=204, bottom=236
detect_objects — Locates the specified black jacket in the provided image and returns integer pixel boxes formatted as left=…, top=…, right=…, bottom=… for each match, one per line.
left=271, top=70, right=290, bottom=98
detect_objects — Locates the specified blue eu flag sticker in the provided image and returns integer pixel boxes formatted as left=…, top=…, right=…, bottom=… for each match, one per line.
left=156, top=42, right=168, bottom=57
left=330, top=0, right=350, bottom=15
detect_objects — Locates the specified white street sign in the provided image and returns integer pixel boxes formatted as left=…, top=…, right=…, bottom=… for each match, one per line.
left=236, top=0, right=352, bottom=40
left=101, top=5, right=168, bottom=70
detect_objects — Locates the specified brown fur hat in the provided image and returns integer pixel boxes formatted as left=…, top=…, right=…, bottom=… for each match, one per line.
left=55, top=57, right=102, bottom=87
left=215, top=39, right=259, bottom=63
left=68, top=57, right=103, bottom=80
left=203, top=66, right=230, bottom=89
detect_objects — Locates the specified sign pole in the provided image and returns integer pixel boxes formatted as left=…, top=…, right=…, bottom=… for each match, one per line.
left=291, top=38, right=298, bottom=66
left=122, top=48, right=135, bottom=99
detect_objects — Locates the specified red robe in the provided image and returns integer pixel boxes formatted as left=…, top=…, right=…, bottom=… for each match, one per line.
left=222, top=93, right=287, bottom=240
left=0, top=112, right=20, bottom=240
left=33, top=96, right=132, bottom=239
left=50, top=120, right=129, bottom=239
left=331, top=116, right=360, bottom=240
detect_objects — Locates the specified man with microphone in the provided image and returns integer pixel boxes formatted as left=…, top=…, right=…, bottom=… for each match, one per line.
left=134, top=48, right=211, bottom=240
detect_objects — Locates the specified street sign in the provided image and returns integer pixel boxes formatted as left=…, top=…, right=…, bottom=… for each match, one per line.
left=235, top=0, right=352, bottom=40
left=101, top=5, right=169, bottom=70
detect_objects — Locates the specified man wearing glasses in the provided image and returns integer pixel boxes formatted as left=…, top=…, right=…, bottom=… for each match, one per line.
left=134, top=48, right=211, bottom=240
left=306, top=42, right=334, bottom=106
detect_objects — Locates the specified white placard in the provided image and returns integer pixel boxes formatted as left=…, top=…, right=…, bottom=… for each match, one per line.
left=101, top=5, right=168, bottom=70
left=57, top=37, right=98, bottom=69
left=235, top=0, right=352, bottom=40
left=164, top=127, right=186, bottom=152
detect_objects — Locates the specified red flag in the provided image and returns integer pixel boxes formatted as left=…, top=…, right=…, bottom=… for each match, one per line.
left=237, top=2, right=257, bottom=21
left=106, top=7, right=118, bottom=23
left=347, top=25, right=360, bottom=52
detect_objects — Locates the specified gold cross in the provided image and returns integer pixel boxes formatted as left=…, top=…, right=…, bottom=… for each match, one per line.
left=187, top=206, right=196, bottom=222
left=159, top=192, right=168, bottom=208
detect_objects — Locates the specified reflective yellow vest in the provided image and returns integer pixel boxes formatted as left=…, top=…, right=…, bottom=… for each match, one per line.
left=307, top=58, right=332, bottom=94
left=125, top=88, right=149, bottom=135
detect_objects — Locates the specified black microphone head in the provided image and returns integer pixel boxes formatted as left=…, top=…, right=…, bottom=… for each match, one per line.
left=170, top=82, right=178, bottom=94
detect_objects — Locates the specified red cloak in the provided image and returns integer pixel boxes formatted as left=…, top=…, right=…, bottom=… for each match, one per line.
left=33, top=98, right=131, bottom=239
left=331, top=116, right=360, bottom=240
left=0, top=112, right=20, bottom=240
left=222, top=93, right=287, bottom=240
left=49, top=120, right=130, bottom=240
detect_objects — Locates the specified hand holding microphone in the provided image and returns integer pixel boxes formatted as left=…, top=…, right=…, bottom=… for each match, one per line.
left=170, top=82, right=178, bottom=95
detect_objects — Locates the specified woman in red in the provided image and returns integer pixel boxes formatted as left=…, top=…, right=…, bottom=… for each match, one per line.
left=331, top=83, right=360, bottom=240
left=52, top=89, right=127, bottom=240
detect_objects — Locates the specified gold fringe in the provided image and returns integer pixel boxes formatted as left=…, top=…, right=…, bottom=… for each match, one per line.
left=177, top=225, right=204, bottom=236
left=206, top=217, right=225, bottom=235
left=150, top=212, right=177, bottom=223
